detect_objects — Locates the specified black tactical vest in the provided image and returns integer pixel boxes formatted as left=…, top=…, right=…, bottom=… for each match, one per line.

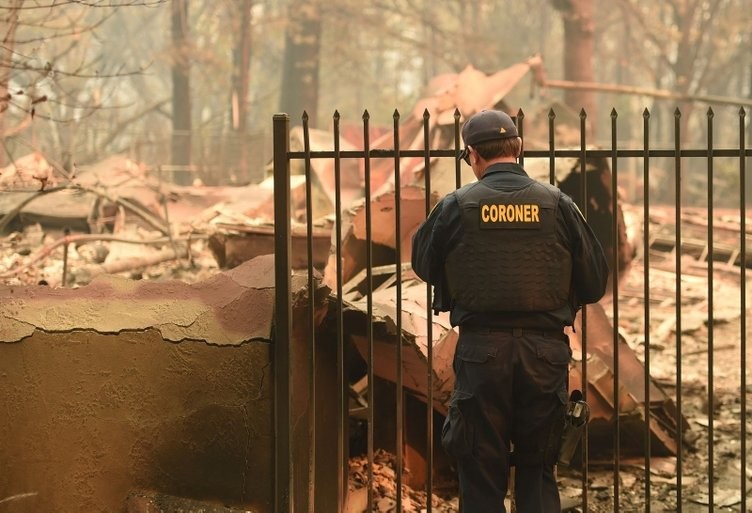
left=445, top=180, right=572, bottom=312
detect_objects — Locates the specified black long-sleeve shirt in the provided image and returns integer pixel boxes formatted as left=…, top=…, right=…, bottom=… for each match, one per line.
left=411, top=162, right=609, bottom=328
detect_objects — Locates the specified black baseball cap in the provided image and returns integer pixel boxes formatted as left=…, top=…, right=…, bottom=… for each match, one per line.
left=458, top=110, right=519, bottom=162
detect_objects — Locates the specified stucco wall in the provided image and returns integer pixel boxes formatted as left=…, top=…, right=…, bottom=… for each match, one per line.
left=0, top=256, right=277, bottom=512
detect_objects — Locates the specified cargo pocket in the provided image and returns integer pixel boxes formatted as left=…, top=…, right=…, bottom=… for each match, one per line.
left=536, top=340, right=572, bottom=405
left=456, top=343, right=498, bottom=365
left=441, top=390, right=474, bottom=459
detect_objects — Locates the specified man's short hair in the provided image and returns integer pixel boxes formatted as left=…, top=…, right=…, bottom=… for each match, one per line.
left=473, top=137, right=522, bottom=160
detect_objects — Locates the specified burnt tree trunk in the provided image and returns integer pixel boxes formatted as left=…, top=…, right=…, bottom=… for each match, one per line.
left=552, top=0, right=597, bottom=134
left=231, top=0, right=253, bottom=182
left=672, top=3, right=697, bottom=138
left=231, top=0, right=253, bottom=133
left=171, top=0, right=192, bottom=184
left=279, top=1, right=321, bottom=126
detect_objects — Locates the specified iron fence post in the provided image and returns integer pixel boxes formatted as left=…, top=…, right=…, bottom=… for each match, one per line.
left=273, top=113, right=292, bottom=513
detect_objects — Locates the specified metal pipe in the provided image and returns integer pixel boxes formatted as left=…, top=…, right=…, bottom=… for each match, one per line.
left=423, top=108, right=434, bottom=513
left=642, top=107, right=652, bottom=513
left=272, top=113, right=292, bottom=513
left=706, top=108, right=716, bottom=512
left=302, top=112, right=317, bottom=513
left=548, top=109, right=556, bottom=186
left=363, top=109, right=375, bottom=513
left=61, top=227, right=70, bottom=287
left=455, top=109, right=461, bottom=189
left=393, top=109, right=404, bottom=513
left=739, top=106, right=748, bottom=513
left=674, top=107, right=684, bottom=509
left=333, top=110, right=346, bottom=513
left=579, top=107, right=590, bottom=513
left=610, top=108, right=621, bottom=513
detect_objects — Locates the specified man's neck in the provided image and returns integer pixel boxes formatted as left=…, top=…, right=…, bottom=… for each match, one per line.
left=479, top=156, right=517, bottom=177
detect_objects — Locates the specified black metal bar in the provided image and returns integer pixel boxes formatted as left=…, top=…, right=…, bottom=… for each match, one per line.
left=62, top=227, right=70, bottom=287
left=272, top=113, right=292, bottom=513
left=422, top=108, right=434, bottom=513
left=455, top=109, right=462, bottom=189
left=394, top=108, right=404, bottom=513
left=740, top=106, right=748, bottom=513
left=363, top=109, right=375, bottom=513
left=284, top=147, right=752, bottom=161
left=523, top=148, right=752, bottom=158
left=610, top=109, right=621, bottom=513
left=333, top=110, right=346, bottom=513
left=548, top=109, right=556, bottom=185
left=517, top=108, right=525, bottom=168
left=674, top=107, right=684, bottom=509
left=706, top=107, right=715, bottom=513
left=578, top=108, right=590, bottom=513
left=642, top=107, right=652, bottom=513
left=302, top=112, right=316, bottom=513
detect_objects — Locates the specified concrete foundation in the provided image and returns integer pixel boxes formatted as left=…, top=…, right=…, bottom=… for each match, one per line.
left=0, top=257, right=278, bottom=512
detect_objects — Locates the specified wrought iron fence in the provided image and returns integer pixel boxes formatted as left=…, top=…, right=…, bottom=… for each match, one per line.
left=272, top=107, right=750, bottom=513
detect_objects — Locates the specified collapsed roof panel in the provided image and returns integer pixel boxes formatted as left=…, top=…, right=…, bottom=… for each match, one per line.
left=342, top=279, right=457, bottom=415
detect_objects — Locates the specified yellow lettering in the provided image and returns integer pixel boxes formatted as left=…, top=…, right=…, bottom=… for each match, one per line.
left=481, top=203, right=541, bottom=223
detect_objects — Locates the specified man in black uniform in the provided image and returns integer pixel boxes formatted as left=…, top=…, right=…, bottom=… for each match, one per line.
left=411, top=110, right=608, bottom=513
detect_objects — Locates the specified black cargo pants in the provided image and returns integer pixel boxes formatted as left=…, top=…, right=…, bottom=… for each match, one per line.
left=441, top=327, right=571, bottom=513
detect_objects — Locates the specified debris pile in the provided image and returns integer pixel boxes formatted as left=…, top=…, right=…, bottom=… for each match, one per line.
left=348, top=450, right=459, bottom=513
left=0, top=153, right=285, bottom=285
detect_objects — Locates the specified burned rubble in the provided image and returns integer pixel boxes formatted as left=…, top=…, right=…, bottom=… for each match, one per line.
left=2, top=57, right=751, bottom=512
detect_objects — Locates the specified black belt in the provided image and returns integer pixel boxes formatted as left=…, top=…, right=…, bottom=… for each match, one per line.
left=460, top=326, right=567, bottom=341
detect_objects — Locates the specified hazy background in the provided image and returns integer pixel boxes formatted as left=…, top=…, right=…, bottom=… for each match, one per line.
left=2, top=0, right=751, bottom=203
